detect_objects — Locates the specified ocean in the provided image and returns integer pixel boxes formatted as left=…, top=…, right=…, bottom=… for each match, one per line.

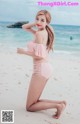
left=0, top=21, right=80, bottom=55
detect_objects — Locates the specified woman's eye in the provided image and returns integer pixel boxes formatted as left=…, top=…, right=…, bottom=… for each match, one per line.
left=41, top=19, right=44, bottom=22
left=36, top=18, right=39, bottom=20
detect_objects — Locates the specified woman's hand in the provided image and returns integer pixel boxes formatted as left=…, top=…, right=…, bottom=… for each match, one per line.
left=17, top=48, right=25, bottom=54
left=22, top=22, right=36, bottom=29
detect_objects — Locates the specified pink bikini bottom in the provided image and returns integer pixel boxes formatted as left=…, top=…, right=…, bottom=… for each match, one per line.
left=32, top=59, right=53, bottom=80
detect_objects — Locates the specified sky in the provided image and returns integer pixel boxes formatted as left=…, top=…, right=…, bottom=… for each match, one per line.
left=0, top=0, right=80, bottom=25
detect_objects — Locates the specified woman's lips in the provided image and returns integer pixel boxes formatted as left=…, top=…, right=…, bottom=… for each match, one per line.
left=36, top=24, right=42, bottom=26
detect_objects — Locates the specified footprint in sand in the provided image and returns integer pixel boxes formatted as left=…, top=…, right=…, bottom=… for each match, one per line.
left=5, top=89, right=8, bottom=91
left=18, top=82, right=21, bottom=84
left=25, top=74, right=29, bottom=77
left=53, top=77, right=58, bottom=81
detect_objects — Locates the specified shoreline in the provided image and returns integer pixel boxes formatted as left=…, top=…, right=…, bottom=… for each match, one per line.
left=0, top=46, right=80, bottom=56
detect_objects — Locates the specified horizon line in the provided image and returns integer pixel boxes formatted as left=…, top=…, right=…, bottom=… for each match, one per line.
left=0, top=21, right=80, bottom=27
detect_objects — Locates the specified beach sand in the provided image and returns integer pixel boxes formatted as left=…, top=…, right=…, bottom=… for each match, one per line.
left=0, top=51, right=80, bottom=124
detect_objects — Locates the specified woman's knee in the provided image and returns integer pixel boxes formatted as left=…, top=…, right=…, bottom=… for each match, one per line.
left=26, top=103, right=35, bottom=112
left=26, top=104, right=31, bottom=111
left=26, top=106, right=30, bottom=111
left=26, top=100, right=37, bottom=112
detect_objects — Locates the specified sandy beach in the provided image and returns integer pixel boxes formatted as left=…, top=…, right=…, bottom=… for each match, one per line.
left=0, top=51, right=80, bottom=124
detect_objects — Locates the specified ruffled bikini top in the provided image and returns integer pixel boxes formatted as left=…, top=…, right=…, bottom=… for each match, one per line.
left=26, top=40, right=49, bottom=60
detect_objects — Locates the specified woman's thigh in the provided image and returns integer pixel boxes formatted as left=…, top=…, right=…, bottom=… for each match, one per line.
left=26, top=73, right=48, bottom=109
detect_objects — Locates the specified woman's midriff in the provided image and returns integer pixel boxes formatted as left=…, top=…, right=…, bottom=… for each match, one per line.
left=33, top=58, right=48, bottom=63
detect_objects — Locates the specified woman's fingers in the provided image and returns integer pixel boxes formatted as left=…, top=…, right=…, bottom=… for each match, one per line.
left=17, top=48, right=20, bottom=53
left=17, top=48, right=23, bottom=54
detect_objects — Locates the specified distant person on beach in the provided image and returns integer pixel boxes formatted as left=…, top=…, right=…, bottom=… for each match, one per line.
left=17, top=10, right=67, bottom=119
left=70, top=36, right=73, bottom=40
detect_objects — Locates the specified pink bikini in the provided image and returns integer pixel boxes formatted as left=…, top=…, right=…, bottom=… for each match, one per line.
left=27, top=40, right=53, bottom=80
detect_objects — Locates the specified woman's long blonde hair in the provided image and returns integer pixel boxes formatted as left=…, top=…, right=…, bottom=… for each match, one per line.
left=36, top=10, right=54, bottom=52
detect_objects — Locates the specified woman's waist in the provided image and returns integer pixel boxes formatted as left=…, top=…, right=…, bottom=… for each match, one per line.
left=33, top=58, right=48, bottom=63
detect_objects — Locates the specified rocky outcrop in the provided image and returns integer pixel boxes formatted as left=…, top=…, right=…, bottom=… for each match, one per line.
left=7, top=21, right=29, bottom=28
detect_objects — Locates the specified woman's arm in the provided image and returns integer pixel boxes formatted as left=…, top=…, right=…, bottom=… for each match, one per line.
left=22, top=22, right=37, bottom=35
left=17, top=48, right=43, bottom=60
left=17, top=48, right=34, bottom=57
left=22, top=22, right=36, bottom=29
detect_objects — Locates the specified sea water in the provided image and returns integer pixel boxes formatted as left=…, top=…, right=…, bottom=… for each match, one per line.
left=0, top=21, right=80, bottom=56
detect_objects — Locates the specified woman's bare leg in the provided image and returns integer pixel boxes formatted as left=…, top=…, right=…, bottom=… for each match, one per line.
left=27, top=100, right=63, bottom=112
left=37, top=99, right=67, bottom=118
left=26, top=74, right=48, bottom=110
left=26, top=74, right=66, bottom=118
left=38, top=99, right=67, bottom=105
left=27, top=100, right=65, bottom=119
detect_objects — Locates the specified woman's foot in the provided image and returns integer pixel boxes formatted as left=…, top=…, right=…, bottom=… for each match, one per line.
left=60, top=100, right=67, bottom=106
left=53, top=102, right=66, bottom=119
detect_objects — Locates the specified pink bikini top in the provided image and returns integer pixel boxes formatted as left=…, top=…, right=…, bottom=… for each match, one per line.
left=27, top=40, right=49, bottom=59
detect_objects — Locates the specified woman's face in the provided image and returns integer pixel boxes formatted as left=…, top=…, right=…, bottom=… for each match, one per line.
left=35, top=15, right=47, bottom=30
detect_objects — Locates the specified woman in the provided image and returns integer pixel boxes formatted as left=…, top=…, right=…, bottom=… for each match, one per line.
left=17, top=10, right=67, bottom=119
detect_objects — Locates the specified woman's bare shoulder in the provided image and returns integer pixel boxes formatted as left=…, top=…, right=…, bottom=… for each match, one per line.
left=34, top=30, right=48, bottom=44
left=35, top=31, right=42, bottom=43
left=35, top=30, right=47, bottom=36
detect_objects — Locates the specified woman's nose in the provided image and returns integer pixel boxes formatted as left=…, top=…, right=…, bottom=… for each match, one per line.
left=37, top=20, right=41, bottom=24
left=37, top=23, right=41, bottom=25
